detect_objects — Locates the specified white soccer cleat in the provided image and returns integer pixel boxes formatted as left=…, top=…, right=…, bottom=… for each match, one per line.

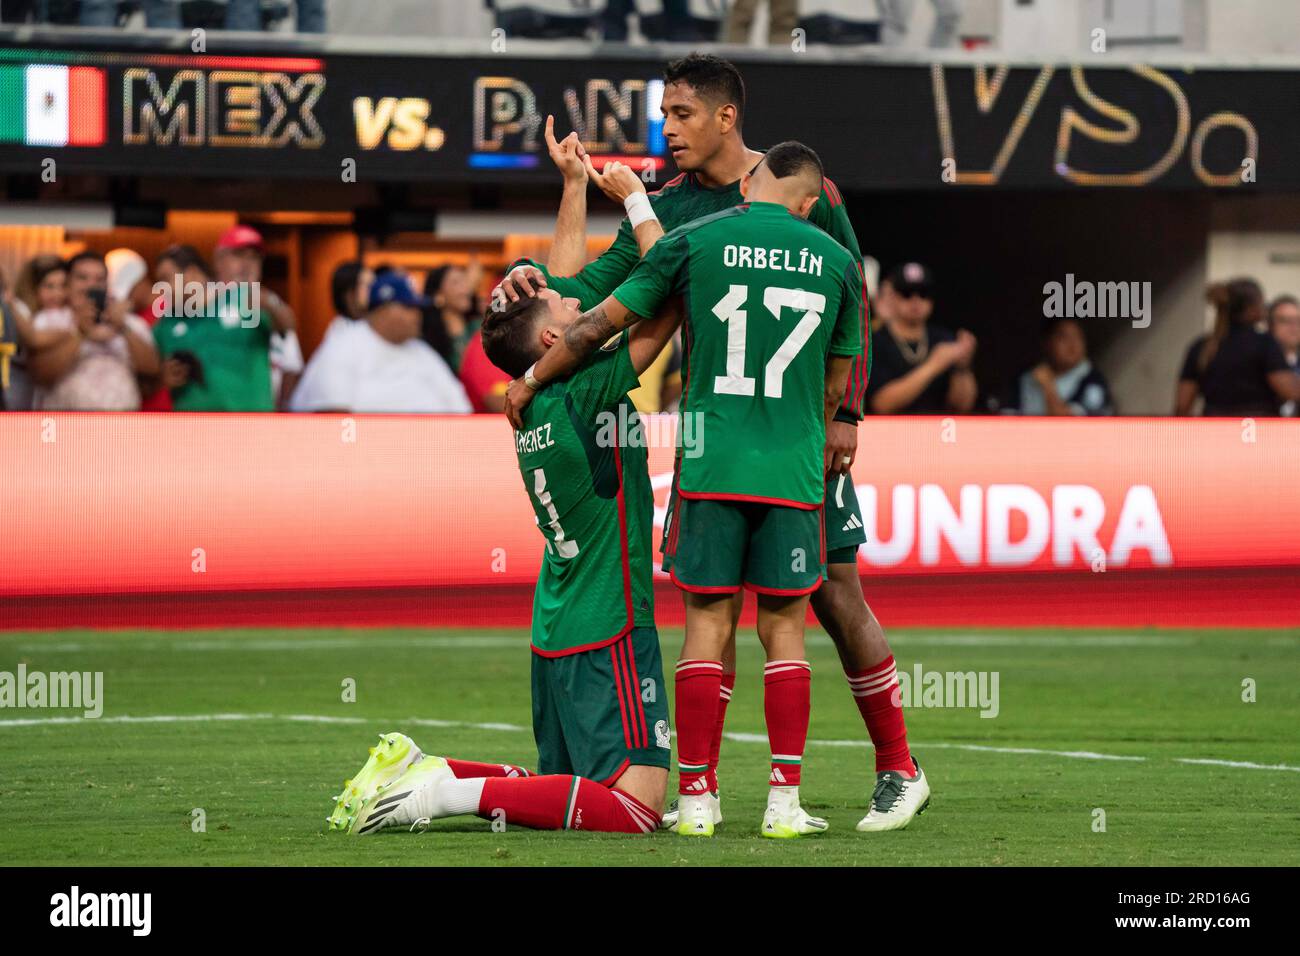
left=349, top=755, right=454, bottom=836
left=673, top=794, right=717, bottom=837
left=661, top=791, right=722, bottom=830
left=760, top=786, right=828, bottom=839
left=856, top=758, right=931, bottom=832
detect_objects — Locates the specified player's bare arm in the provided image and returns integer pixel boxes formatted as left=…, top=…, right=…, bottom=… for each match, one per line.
left=824, top=354, right=854, bottom=475
left=628, top=299, right=683, bottom=374
left=543, top=114, right=589, bottom=278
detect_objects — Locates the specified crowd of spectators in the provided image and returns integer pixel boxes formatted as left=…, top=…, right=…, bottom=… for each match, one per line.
left=0, top=227, right=494, bottom=414
left=864, top=261, right=1299, bottom=418
left=3, top=239, right=1297, bottom=417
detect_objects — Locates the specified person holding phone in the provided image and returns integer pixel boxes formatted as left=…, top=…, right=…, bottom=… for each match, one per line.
left=26, top=251, right=159, bottom=411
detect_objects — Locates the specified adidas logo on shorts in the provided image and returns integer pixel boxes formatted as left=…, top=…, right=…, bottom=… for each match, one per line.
left=841, top=514, right=864, bottom=532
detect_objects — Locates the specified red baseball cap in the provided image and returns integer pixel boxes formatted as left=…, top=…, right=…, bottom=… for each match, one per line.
left=216, top=224, right=264, bottom=252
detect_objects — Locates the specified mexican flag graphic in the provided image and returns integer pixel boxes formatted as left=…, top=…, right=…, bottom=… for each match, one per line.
left=0, top=64, right=106, bottom=147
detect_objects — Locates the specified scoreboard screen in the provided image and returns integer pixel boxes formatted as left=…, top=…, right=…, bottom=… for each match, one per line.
left=0, top=37, right=1297, bottom=190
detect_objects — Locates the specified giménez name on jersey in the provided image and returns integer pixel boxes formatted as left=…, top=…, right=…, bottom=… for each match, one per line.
left=723, top=244, right=824, bottom=277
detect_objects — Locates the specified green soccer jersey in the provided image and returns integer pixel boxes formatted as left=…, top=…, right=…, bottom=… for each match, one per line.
left=515, top=331, right=655, bottom=656
left=612, top=201, right=864, bottom=508
left=153, top=309, right=274, bottom=412
left=515, top=168, right=871, bottom=418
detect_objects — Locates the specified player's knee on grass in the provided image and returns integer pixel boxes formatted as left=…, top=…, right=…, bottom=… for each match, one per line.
left=611, top=764, right=668, bottom=813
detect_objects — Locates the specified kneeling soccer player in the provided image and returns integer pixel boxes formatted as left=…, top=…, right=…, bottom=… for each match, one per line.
left=328, top=282, right=682, bottom=837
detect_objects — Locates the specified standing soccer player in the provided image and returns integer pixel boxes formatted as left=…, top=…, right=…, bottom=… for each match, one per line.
left=506, top=143, right=862, bottom=838
left=501, top=54, right=929, bottom=832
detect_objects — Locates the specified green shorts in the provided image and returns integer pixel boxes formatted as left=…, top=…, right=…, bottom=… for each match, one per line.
left=661, top=471, right=863, bottom=572
left=531, top=627, right=671, bottom=785
left=823, top=471, right=866, bottom=564
left=665, top=495, right=825, bottom=595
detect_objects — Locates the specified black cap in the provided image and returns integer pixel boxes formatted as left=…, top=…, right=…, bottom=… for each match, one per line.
left=885, top=262, right=935, bottom=298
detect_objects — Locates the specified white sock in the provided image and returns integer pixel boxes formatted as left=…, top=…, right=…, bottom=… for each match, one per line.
left=438, top=777, right=486, bottom=818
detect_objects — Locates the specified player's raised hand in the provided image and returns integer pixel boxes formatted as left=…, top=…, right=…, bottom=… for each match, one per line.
left=583, top=156, right=647, bottom=205
left=504, top=377, right=536, bottom=430
left=544, top=114, right=586, bottom=185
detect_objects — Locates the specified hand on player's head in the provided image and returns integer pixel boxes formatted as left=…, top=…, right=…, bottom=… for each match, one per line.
left=490, top=265, right=547, bottom=313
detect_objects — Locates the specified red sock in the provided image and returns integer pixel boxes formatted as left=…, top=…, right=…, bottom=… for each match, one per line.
left=675, top=659, right=723, bottom=795
left=846, top=655, right=913, bottom=774
left=705, top=673, right=736, bottom=792
left=763, top=660, right=811, bottom=787
left=478, top=775, right=657, bottom=832
left=445, top=759, right=532, bottom=779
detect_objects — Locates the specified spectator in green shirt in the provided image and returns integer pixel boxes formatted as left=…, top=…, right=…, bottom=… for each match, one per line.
left=151, top=243, right=281, bottom=412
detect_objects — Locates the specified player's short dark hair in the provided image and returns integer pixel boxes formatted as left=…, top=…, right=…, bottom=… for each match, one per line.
left=663, top=53, right=745, bottom=123
left=763, top=140, right=824, bottom=184
left=481, top=294, right=549, bottom=378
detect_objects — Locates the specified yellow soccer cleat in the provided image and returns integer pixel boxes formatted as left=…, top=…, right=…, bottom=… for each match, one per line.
left=326, top=732, right=423, bottom=832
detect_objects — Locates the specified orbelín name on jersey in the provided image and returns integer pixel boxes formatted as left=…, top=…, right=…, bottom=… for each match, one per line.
left=722, top=244, right=824, bottom=276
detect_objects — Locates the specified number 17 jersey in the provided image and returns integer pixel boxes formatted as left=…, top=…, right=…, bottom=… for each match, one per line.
left=612, top=200, right=864, bottom=508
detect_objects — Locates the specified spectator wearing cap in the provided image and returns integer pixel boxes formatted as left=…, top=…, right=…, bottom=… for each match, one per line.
left=1176, top=279, right=1300, bottom=417
left=211, top=224, right=302, bottom=409
left=1267, top=294, right=1300, bottom=416
left=152, top=242, right=278, bottom=411
left=1003, top=317, right=1114, bottom=416
left=289, top=273, right=471, bottom=414
left=865, top=262, right=978, bottom=415
left=24, top=251, right=160, bottom=411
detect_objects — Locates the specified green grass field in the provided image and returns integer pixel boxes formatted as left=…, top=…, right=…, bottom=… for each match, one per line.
left=1, top=626, right=1297, bottom=866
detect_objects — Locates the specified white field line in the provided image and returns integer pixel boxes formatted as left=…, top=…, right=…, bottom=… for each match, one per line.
left=0, top=710, right=1297, bottom=773
left=8, top=633, right=1212, bottom=654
